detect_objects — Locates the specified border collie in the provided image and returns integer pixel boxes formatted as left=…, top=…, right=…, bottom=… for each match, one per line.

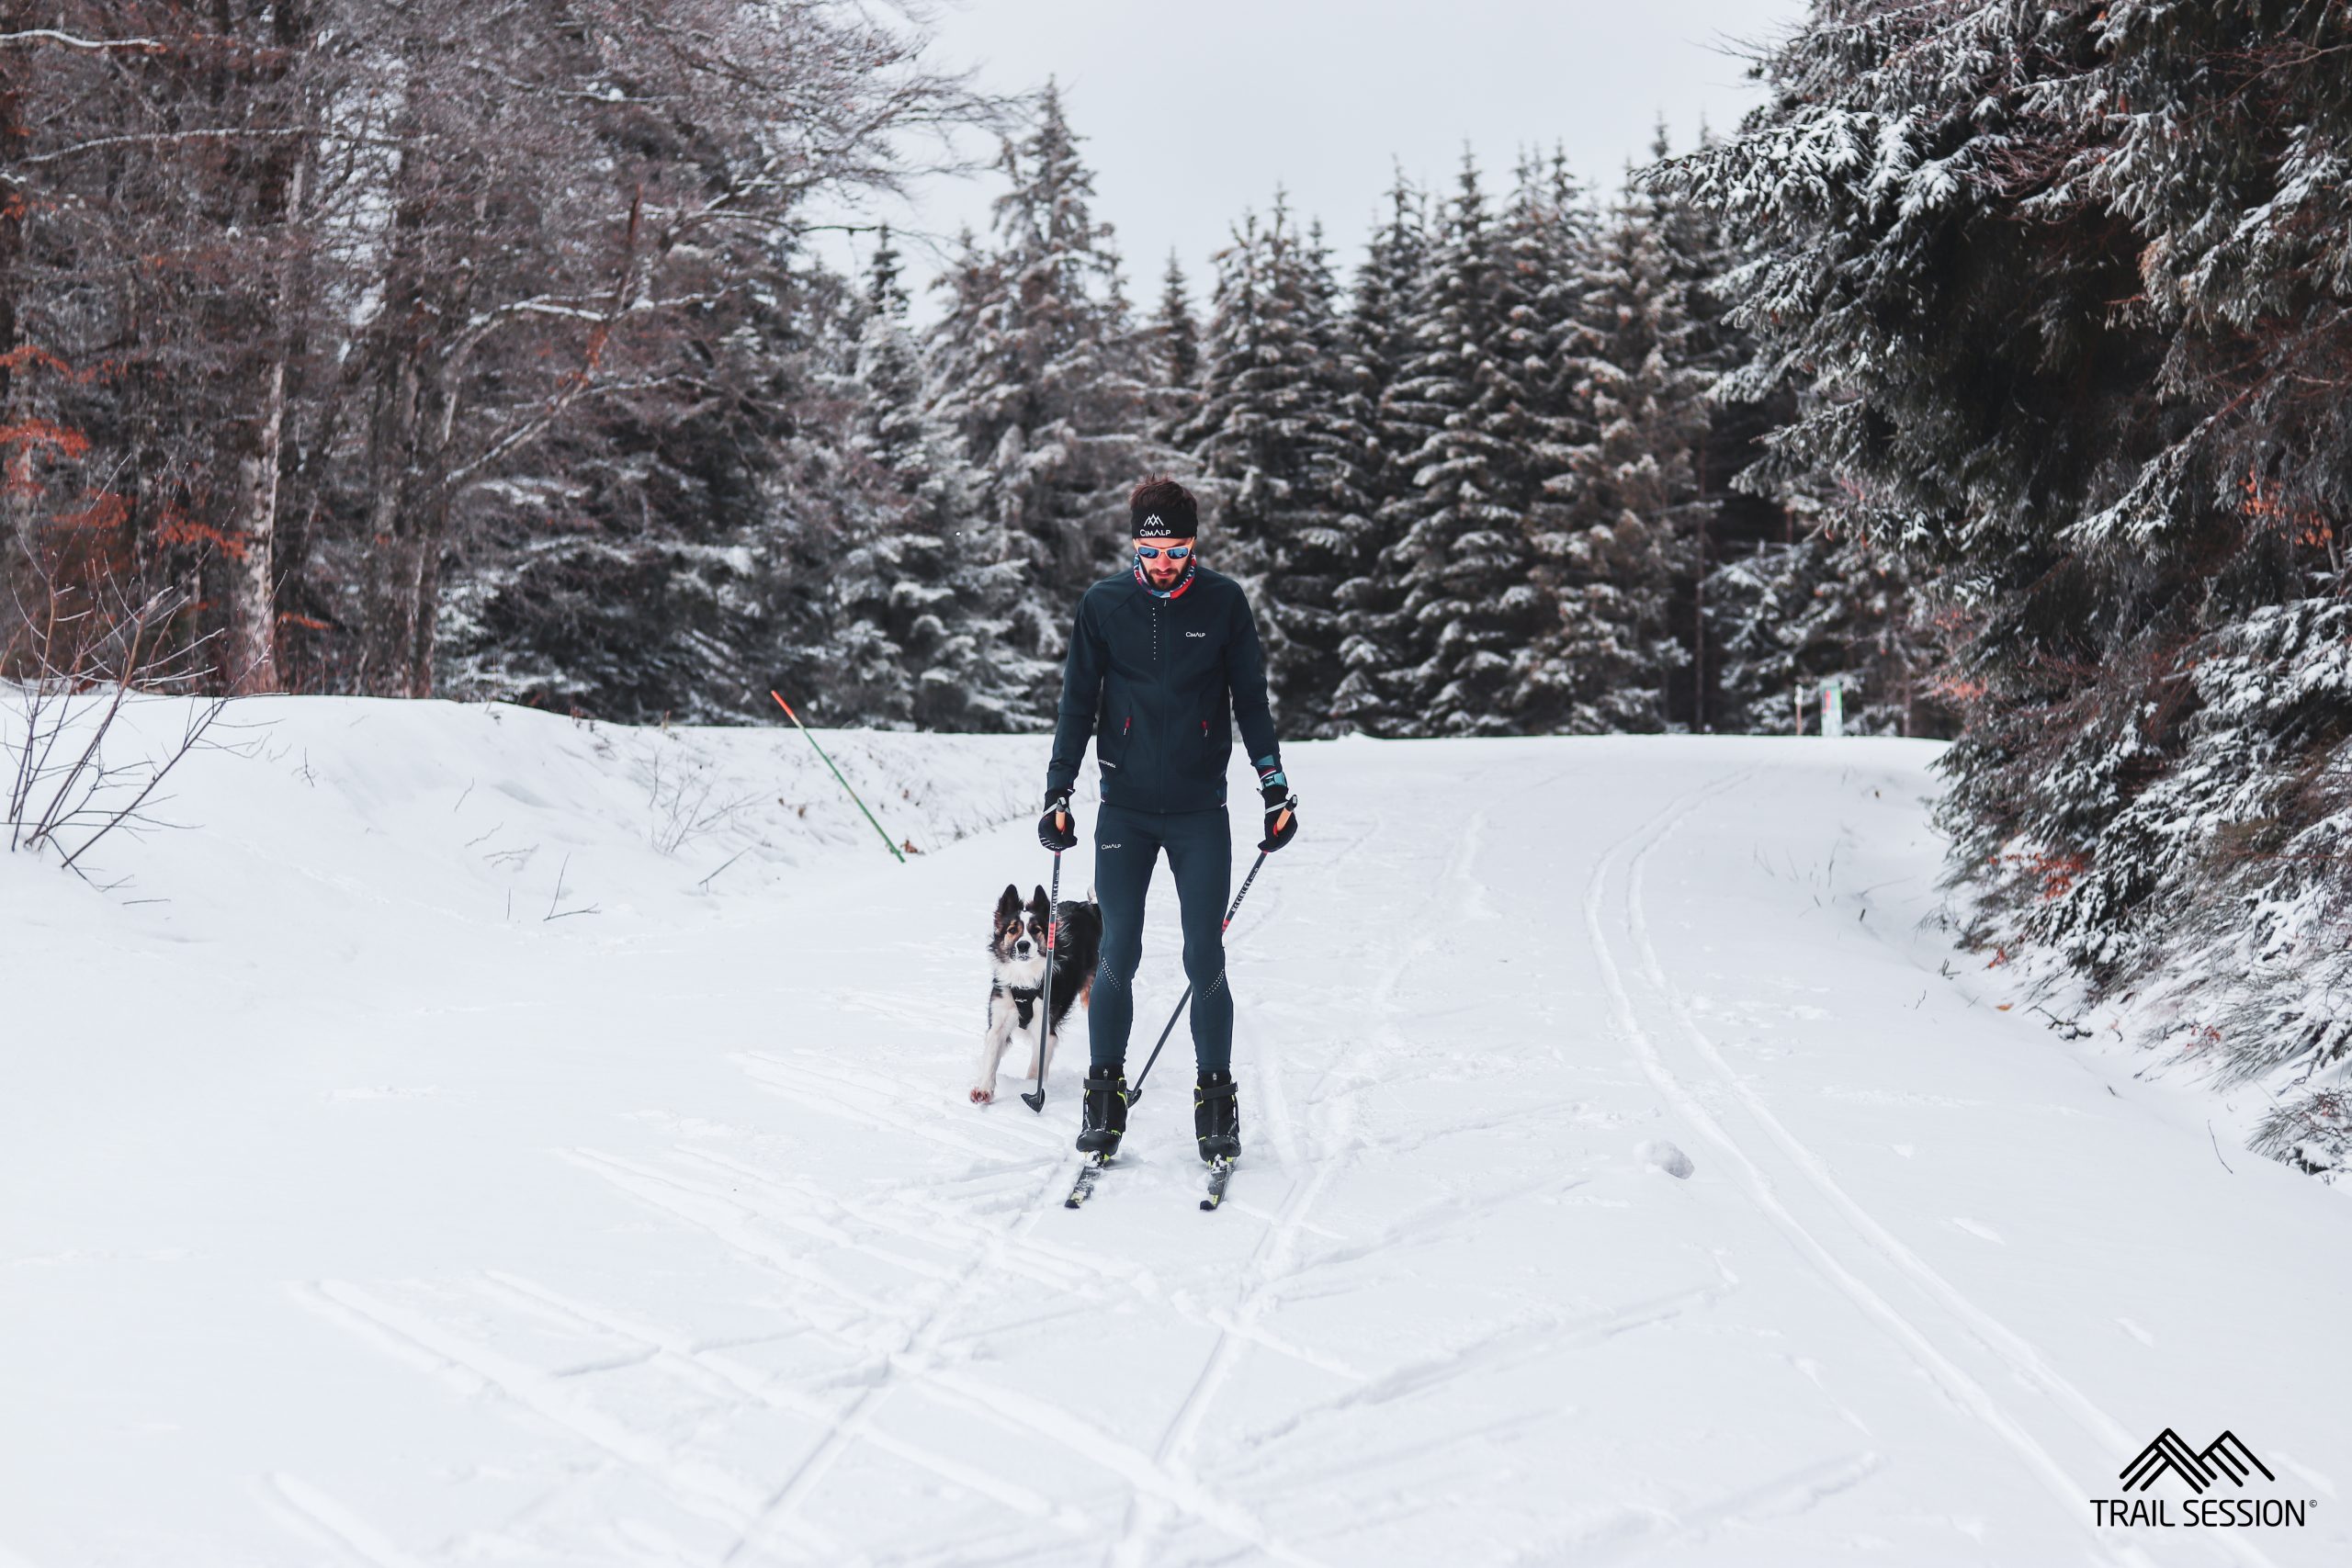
left=974, top=882, right=1102, bottom=1104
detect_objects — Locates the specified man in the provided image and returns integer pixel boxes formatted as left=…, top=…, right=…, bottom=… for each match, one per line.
left=1037, top=475, right=1299, bottom=1164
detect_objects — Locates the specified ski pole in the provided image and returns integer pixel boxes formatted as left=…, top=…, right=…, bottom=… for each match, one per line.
left=1020, top=835, right=1065, bottom=1112
left=1128, top=800, right=1290, bottom=1105
left=770, top=691, right=904, bottom=863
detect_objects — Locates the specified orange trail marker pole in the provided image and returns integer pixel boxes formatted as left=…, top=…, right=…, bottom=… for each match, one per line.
left=771, top=691, right=905, bottom=863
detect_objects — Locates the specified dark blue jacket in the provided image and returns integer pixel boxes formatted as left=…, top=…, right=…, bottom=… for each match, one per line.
left=1046, top=563, right=1284, bottom=813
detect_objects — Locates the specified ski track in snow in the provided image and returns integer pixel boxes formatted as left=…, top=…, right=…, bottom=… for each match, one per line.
left=548, top=804, right=1408, bottom=1566
left=265, top=1472, right=438, bottom=1568
left=1589, top=772, right=2284, bottom=1568
left=1110, top=803, right=1403, bottom=1568
left=251, top=765, right=2352, bottom=1566
left=1586, top=772, right=2120, bottom=1562
left=12, top=714, right=2352, bottom=1566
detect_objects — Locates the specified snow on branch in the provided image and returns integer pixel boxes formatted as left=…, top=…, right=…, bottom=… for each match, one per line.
left=0, top=29, right=168, bottom=51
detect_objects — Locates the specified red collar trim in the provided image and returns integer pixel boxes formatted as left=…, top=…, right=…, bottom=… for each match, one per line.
left=1134, top=559, right=1196, bottom=600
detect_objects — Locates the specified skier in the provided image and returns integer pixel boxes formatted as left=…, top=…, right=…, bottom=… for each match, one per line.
left=1038, top=475, right=1299, bottom=1167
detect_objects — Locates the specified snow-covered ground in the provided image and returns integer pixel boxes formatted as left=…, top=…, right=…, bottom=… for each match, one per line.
left=6, top=700, right=2348, bottom=1566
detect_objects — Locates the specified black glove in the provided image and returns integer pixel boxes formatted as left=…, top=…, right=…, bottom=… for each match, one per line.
left=1038, top=789, right=1078, bottom=853
left=1258, top=786, right=1298, bottom=852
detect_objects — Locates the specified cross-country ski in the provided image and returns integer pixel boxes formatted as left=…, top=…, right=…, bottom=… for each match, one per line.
left=1064, top=1152, right=1111, bottom=1210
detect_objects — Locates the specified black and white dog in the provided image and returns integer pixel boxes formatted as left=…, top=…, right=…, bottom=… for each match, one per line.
left=973, top=882, right=1102, bottom=1105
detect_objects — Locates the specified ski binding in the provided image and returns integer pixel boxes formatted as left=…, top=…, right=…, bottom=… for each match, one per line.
left=1201, top=1156, right=1235, bottom=1211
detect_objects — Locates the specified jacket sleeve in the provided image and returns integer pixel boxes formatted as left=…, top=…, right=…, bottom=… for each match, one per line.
left=1225, top=588, right=1286, bottom=792
left=1045, top=592, right=1104, bottom=801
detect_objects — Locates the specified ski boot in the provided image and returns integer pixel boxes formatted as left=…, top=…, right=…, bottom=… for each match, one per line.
left=1194, top=1069, right=1240, bottom=1163
left=1076, top=1064, right=1128, bottom=1155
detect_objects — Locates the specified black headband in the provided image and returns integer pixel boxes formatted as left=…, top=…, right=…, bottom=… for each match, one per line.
left=1130, top=493, right=1197, bottom=537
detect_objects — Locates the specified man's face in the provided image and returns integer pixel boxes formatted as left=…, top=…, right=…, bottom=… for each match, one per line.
left=1135, top=536, right=1196, bottom=589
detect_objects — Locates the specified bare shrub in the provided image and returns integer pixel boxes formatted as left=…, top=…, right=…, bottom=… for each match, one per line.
left=2, top=545, right=242, bottom=880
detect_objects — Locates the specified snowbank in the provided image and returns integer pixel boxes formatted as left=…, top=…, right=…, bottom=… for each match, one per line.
left=6, top=712, right=2349, bottom=1566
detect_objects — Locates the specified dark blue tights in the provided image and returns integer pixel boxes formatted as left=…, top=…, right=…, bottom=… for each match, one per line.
left=1088, top=802, right=1233, bottom=1074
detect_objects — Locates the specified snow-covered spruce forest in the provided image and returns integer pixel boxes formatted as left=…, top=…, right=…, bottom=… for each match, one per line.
left=4, top=1, right=2350, bottom=1179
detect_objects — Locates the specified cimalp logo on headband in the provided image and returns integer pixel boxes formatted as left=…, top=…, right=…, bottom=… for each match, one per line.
left=2093, top=1428, right=2314, bottom=1529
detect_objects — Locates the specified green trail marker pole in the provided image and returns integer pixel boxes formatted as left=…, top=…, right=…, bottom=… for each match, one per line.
left=770, top=691, right=905, bottom=863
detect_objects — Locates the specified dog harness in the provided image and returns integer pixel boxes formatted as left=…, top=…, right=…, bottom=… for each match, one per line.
left=993, top=981, right=1044, bottom=1028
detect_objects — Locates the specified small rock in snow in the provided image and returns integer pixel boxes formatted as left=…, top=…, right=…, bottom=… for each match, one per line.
left=1639, top=1139, right=1694, bottom=1179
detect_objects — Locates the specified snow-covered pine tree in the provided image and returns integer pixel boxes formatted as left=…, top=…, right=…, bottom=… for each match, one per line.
left=437, top=232, right=851, bottom=725
left=1657, top=115, right=1941, bottom=743
left=823, top=230, right=1047, bottom=731
left=1666, top=0, right=2352, bottom=1175
left=1497, top=147, right=1603, bottom=731
left=1702, top=493, right=1946, bottom=739
left=1276, top=218, right=1382, bottom=734
left=1178, top=205, right=1294, bottom=647
left=1172, top=198, right=1378, bottom=734
left=1489, top=152, right=1571, bottom=523
left=1639, top=119, right=1781, bottom=734
left=865, top=224, right=912, bottom=321
left=1520, top=159, right=1710, bottom=734
left=921, top=81, right=1182, bottom=684
left=1329, top=170, right=1433, bottom=736
left=1370, top=153, right=1543, bottom=736
left=1147, top=251, right=1203, bottom=442
left=803, top=272, right=919, bottom=729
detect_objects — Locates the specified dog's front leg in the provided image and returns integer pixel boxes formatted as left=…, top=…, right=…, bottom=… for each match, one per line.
left=972, top=996, right=1012, bottom=1105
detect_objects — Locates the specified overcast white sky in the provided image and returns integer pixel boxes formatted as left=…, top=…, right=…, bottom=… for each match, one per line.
left=808, top=0, right=1809, bottom=321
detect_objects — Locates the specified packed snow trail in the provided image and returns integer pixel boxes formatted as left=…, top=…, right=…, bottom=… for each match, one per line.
left=4, top=702, right=2348, bottom=1565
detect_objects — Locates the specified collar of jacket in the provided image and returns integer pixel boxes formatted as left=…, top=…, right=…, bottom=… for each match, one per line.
left=1132, top=558, right=1196, bottom=600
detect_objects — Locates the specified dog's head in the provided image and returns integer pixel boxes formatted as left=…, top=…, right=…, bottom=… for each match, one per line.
left=990, top=883, right=1053, bottom=964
